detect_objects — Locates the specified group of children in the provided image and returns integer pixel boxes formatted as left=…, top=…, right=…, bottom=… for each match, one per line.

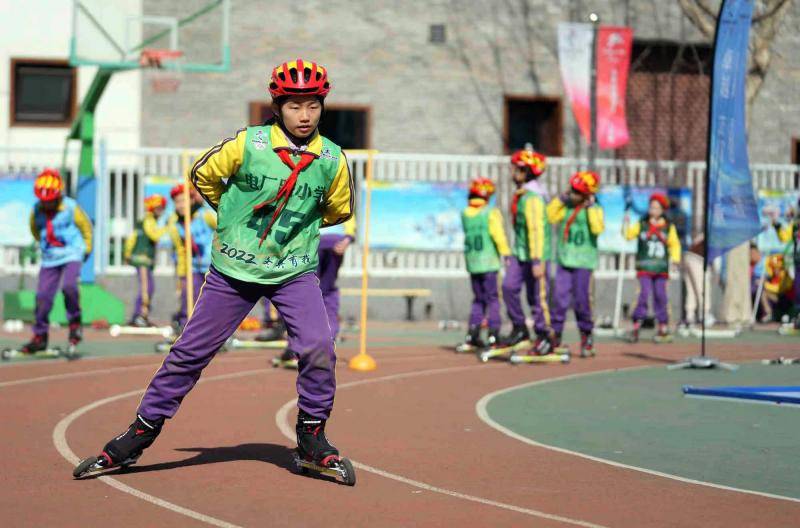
left=460, top=147, right=695, bottom=356
left=123, top=184, right=216, bottom=331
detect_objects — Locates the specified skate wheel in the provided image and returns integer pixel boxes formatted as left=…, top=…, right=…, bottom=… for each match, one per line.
left=73, top=456, right=99, bottom=478
left=1, top=348, right=11, bottom=361
left=339, top=457, right=356, bottom=486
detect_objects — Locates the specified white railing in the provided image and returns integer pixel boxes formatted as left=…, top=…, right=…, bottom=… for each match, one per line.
left=1, top=145, right=798, bottom=278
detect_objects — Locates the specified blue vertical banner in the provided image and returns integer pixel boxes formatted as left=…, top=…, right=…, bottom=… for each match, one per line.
left=706, top=0, right=760, bottom=260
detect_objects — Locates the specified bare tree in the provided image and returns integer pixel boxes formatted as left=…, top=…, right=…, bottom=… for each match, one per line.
left=678, top=0, right=795, bottom=107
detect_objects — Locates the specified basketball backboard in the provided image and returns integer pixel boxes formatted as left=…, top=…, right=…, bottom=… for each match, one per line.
left=69, top=0, right=230, bottom=72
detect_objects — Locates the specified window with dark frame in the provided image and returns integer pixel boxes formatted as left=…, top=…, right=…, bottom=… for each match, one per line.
left=503, top=96, right=563, bottom=156
left=10, top=59, right=76, bottom=126
left=248, top=102, right=370, bottom=150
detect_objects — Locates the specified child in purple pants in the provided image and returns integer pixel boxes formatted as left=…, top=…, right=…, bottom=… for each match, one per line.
left=461, top=177, right=511, bottom=348
left=75, top=59, right=355, bottom=478
left=21, top=169, right=92, bottom=353
left=546, top=171, right=604, bottom=357
left=124, top=194, right=168, bottom=327
left=624, top=193, right=681, bottom=342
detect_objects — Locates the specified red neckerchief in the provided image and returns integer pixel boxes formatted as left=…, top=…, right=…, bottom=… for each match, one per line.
left=563, top=203, right=584, bottom=241
left=511, top=191, right=522, bottom=217
left=645, top=218, right=668, bottom=244
left=44, top=209, right=65, bottom=247
left=253, top=149, right=316, bottom=247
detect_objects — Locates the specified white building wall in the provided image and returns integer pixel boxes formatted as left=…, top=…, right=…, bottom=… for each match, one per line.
left=0, top=0, right=141, bottom=151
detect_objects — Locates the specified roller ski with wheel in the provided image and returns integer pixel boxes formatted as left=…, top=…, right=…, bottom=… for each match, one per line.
left=778, top=322, right=800, bottom=336
left=579, top=332, right=596, bottom=358
left=271, top=348, right=299, bottom=369
left=231, top=338, right=288, bottom=349
left=73, top=414, right=163, bottom=479
left=509, top=352, right=570, bottom=364
left=294, top=410, right=355, bottom=486
left=478, top=339, right=531, bottom=363
left=762, top=357, right=800, bottom=365
left=2, top=333, right=79, bottom=361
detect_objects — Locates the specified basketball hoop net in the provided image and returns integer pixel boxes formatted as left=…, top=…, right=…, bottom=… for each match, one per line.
left=140, top=48, right=185, bottom=93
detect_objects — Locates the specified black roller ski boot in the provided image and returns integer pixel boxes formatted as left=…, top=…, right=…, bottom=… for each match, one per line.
left=485, top=329, right=500, bottom=349
left=294, top=410, right=356, bottom=486
left=502, top=324, right=529, bottom=347
left=272, top=348, right=299, bottom=369
left=533, top=330, right=554, bottom=355
left=257, top=319, right=286, bottom=342
left=73, top=414, right=164, bottom=478
left=580, top=332, right=595, bottom=358
left=456, top=325, right=483, bottom=353
left=20, top=334, right=48, bottom=354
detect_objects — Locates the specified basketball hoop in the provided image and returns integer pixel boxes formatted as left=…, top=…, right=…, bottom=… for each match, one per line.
left=140, top=48, right=185, bottom=94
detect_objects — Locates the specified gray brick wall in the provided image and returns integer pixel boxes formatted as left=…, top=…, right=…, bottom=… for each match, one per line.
left=142, top=0, right=800, bottom=163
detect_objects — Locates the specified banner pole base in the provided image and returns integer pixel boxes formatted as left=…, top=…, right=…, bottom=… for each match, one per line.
left=667, top=356, right=738, bottom=371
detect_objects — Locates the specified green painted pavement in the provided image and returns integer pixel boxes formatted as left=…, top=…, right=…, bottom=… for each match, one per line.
left=486, top=364, right=800, bottom=499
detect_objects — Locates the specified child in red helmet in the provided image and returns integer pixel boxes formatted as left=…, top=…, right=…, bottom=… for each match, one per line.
left=75, top=59, right=354, bottom=480
left=123, top=194, right=168, bottom=327
left=460, top=177, right=511, bottom=349
left=546, top=171, right=604, bottom=357
left=623, top=192, right=681, bottom=342
left=23, top=169, right=92, bottom=353
left=503, top=146, right=554, bottom=354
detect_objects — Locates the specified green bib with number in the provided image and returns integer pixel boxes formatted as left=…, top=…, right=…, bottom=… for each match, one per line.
left=635, top=219, right=670, bottom=273
left=556, top=205, right=598, bottom=269
left=128, top=220, right=156, bottom=269
left=513, top=191, right=551, bottom=262
left=211, top=125, right=341, bottom=284
left=462, top=206, right=501, bottom=274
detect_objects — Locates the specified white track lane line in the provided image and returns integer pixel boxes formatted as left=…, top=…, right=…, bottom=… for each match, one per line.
left=276, top=364, right=607, bottom=528
left=54, top=369, right=277, bottom=528
left=475, top=368, right=800, bottom=505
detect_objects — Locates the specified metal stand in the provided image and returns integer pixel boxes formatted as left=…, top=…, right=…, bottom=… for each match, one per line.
left=667, top=355, right=738, bottom=371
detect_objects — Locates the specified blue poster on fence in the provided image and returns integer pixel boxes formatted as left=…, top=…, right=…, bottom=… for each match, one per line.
left=0, top=174, right=37, bottom=246
left=596, top=185, right=693, bottom=253
left=706, top=0, right=759, bottom=260
left=368, top=181, right=469, bottom=250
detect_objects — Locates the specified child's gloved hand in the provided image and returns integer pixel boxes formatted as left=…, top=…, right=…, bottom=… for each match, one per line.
left=532, top=261, right=544, bottom=278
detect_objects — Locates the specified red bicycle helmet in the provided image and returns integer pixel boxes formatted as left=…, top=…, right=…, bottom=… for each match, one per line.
left=569, top=171, right=601, bottom=195
left=510, top=149, right=547, bottom=177
left=34, top=168, right=63, bottom=202
left=650, top=192, right=669, bottom=209
left=268, top=59, right=331, bottom=99
left=469, top=177, right=496, bottom=200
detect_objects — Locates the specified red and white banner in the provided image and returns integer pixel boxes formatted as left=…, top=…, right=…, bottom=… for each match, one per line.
left=596, top=26, right=633, bottom=149
left=557, top=23, right=593, bottom=143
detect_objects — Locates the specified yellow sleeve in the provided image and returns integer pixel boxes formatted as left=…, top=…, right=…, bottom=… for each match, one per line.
left=322, top=153, right=354, bottom=227
left=123, top=232, right=137, bottom=260
left=203, top=209, right=218, bottom=230
left=488, top=207, right=511, bottom=257
left=73, top=205, right=93, bottom=254
left=142, top=215, right=167, bottom=242
left=343, top=216, right=357, bottom=239
left=624, top=222, right=640, bottom=241
left=30, top=211, right=40, bottom=241
left=667, top=224, right=681, bottom=264
left=190, top=128, right=247, bottom=210
left=586, top=206, right=604, bottom=235
left=525, top=196, right=546, bottom=260
left=546, top=197, right=567, bottom=224
left=167, top=219, right=187, bottom=275
left=776, top=223, right=793, bottom=243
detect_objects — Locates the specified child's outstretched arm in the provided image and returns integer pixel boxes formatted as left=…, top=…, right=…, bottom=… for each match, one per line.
left=190, top=128, right=247, bottom=210
left=623, top=220, right=640, bottom=241
left=525, top=195, right=546, bottom=260
left=74, top=205, right=93, bottom=254
left=488, top=208, right=511, bottom=257
left=29, top=211, right=39, bottom=241
left=142, top=215, right=168, bottom=242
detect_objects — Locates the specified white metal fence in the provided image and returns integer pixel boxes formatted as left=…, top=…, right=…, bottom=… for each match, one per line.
left=1, top=145, right=798, bottom=278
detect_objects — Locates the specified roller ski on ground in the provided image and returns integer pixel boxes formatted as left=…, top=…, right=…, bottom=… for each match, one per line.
left=73, top=414, right=164, bottom=478
left=271, top=348, right=299, bottom=369
left=256, top=320, right=287, bottom=342
left=652, top=325, right=673, bottom=343
left=778, top=319, right=800, bottom=336
left=2, top=332, right=80, bottom=361
left=455, top=325, right=484, bottom=353
left=476, top=329, right=519, bottom=362
left=293, top=410, right=355, bottom=486
left=628, top=322, right=640, bottom=344
left=509, top=331, right=569, bottom=364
